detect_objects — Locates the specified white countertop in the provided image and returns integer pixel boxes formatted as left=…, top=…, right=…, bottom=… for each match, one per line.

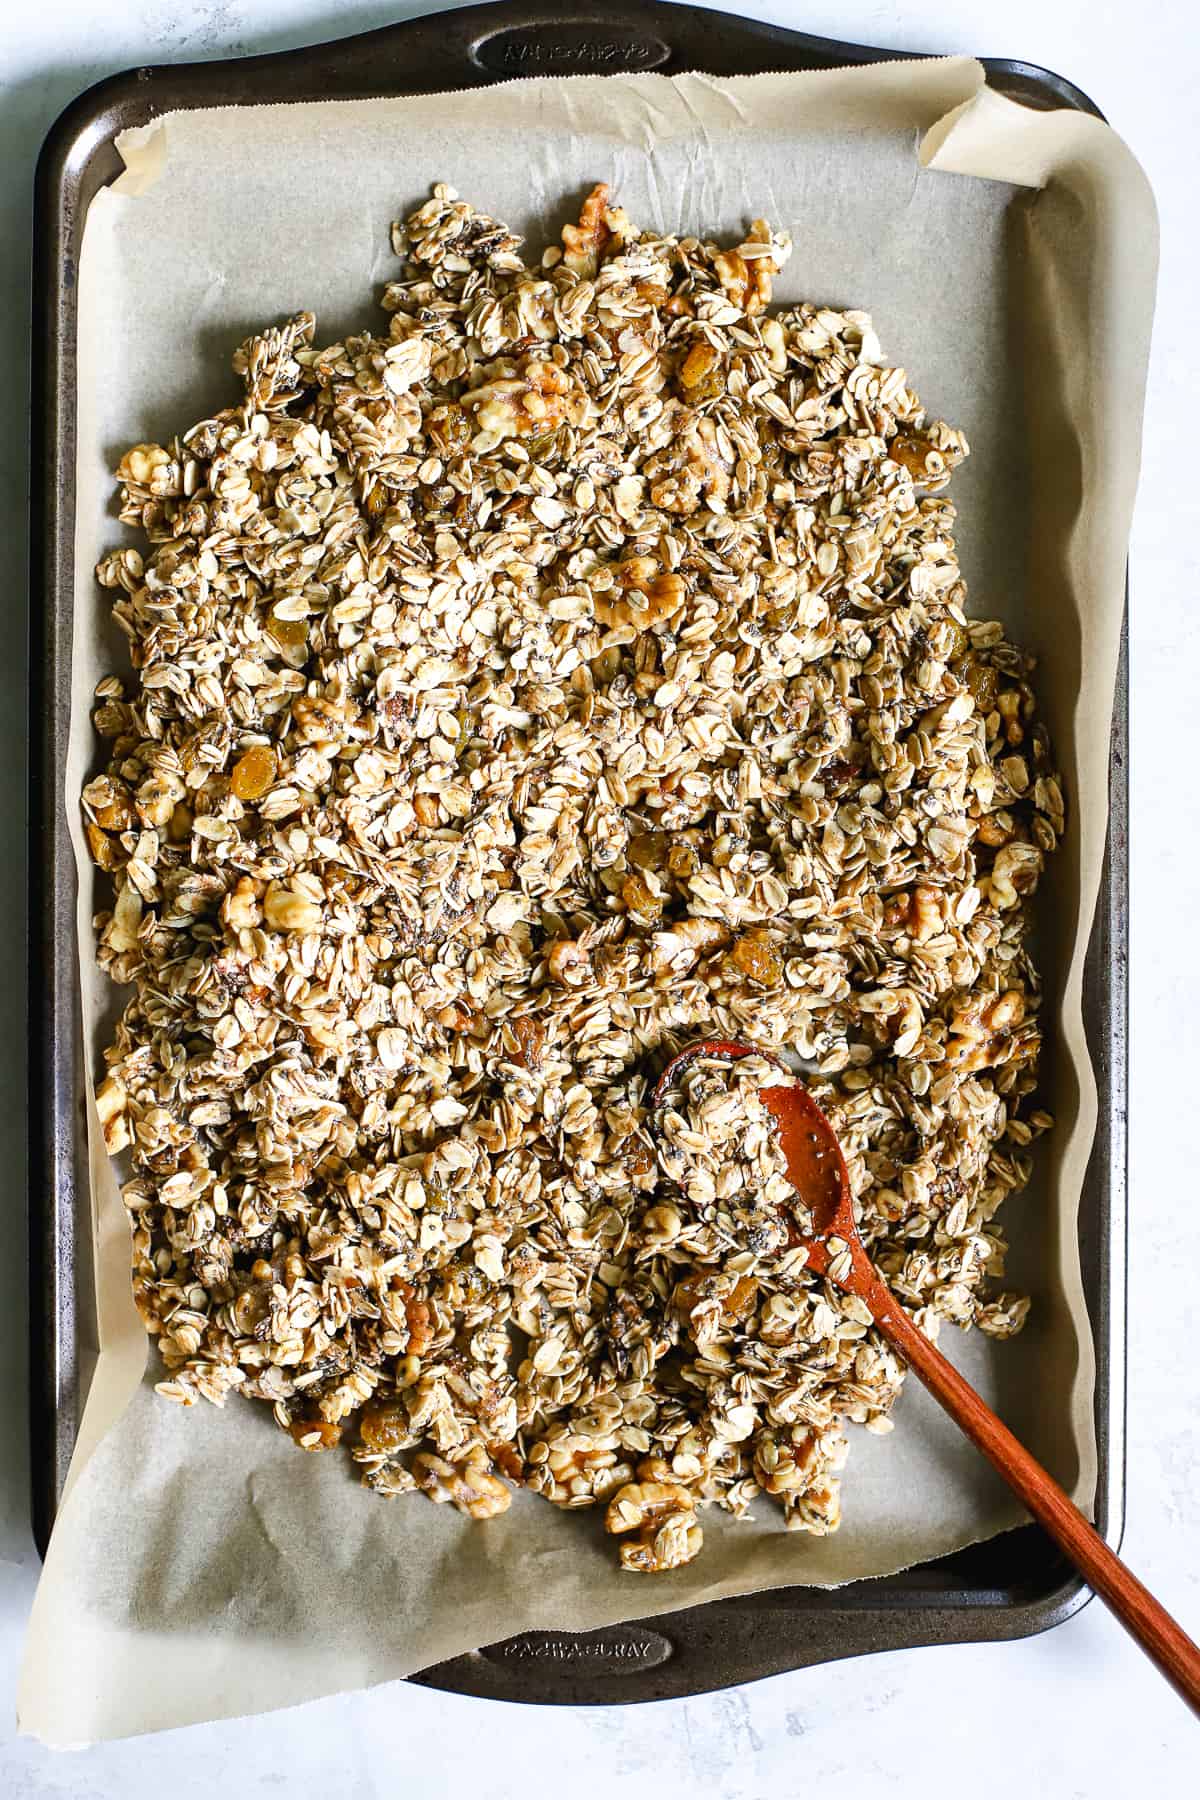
left=2, top=0, right=1195, bottom=1790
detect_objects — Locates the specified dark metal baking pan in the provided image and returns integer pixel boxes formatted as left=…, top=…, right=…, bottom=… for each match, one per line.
left=30, top=0, right=1126, bottom=1704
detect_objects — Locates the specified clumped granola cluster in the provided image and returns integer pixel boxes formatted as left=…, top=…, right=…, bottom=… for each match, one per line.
left=84, top=185, right=1060, bottom=1571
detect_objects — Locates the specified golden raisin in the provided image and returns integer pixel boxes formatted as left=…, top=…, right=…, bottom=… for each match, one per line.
left=674, top=1272, right=758, bottom=1324
left=268, top=614, right=308, bottom=653
left=231, top=1286, right=271, bottom=1335
left=680, top=342, right=717, bottom=385
left=288, top=1418, right=341, bottom=1452
left=230, top=744, right=277, bottom=800
left=667, top=841, right=700, bottom=879
left=678, top=341, right=723, bottom=398
left=89, top=782, right=136, bottom=832
left=627, top=832, right=669, bottom=871
left=730, top=930, right=783, bottom=986
left=672, top=1276, right=705, bottom=1313
left=358, top=1398, right=410, bottom=1453
left=890, top=436, right=944, bottom=481
left=942, top=617, right=970, bottom=661
left=426, top=404, right=472, bottom=455
left=621, top=870, right=665, bottom=923
left=413, top=792, right=441, bottom=828
left=84, top=822, right=121, bottom=871
left=726, top=1275, right=760, bottom=1320
left=957, top=656, right=1000, bottom=715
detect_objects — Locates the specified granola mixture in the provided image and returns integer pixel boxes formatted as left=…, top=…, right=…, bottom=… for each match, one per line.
left=83, top=185, right=1061, bottom=1572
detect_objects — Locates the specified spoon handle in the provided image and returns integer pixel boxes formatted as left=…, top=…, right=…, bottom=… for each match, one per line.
left=871, top=1287, right=1200, bottom=1716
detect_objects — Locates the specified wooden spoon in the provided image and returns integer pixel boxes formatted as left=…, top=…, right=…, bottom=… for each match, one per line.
left=653, top=1038, right=1200, bottom=1715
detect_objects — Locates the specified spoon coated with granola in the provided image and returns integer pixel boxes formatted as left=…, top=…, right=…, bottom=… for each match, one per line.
left=653, top=1038, right=1200, bottom=1716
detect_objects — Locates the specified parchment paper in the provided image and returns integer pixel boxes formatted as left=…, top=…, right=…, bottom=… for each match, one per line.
left=19, top=57, right=1157, bottom=1744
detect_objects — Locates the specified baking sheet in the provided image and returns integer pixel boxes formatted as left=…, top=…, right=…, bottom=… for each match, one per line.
left=19, top=56, right=1156, bottom=1743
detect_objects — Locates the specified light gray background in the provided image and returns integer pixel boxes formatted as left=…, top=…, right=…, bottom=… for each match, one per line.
left=1, top=0, right=1195, bottom=1790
